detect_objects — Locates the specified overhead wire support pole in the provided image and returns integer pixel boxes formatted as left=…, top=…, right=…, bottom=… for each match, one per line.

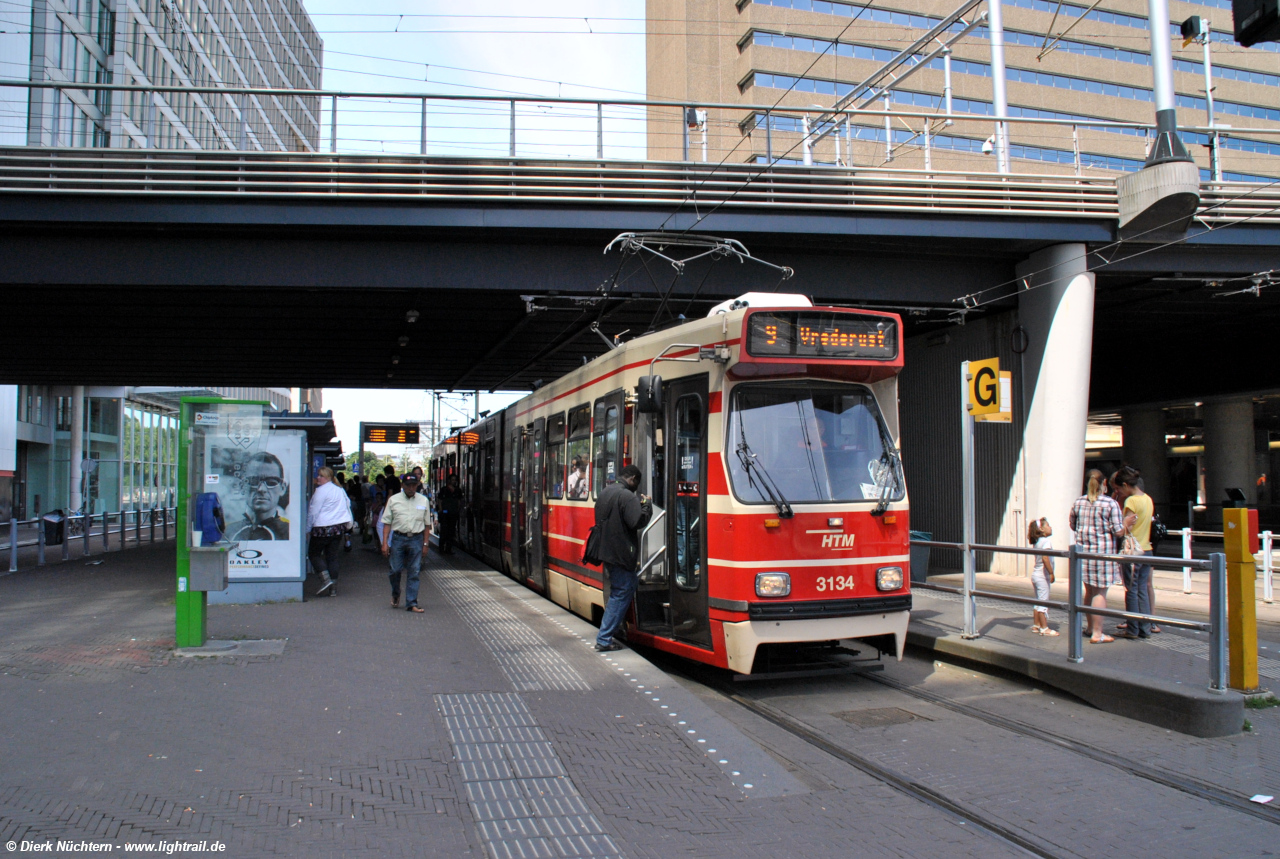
left=943, top=47, right=954, bottom=125
left=330, top=94, right=337, bottom=153
left=960, top=361, right=978, bottom=639
left=987, top=0, right=1012, bottom=174
left=597, top=102, right=603, bottom=159
left=420, top=97, right=427, bottom=155
left=509, top=100, right=516, bottom=157
left=1199, top=21, right=1221, bottom=182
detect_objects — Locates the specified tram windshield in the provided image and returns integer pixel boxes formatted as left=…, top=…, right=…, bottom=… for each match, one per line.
left=727, top=382, right=903, bottom=506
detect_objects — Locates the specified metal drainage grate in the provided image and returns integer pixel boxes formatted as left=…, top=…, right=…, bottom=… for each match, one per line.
left=835, top=707, right=931, bottom=728
left=438, top=692, right=621, bottom=858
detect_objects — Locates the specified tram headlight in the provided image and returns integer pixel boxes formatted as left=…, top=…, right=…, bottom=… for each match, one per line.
left=876, top=566, right=904, bottom=591
left=755, top=572, right=791, bottom=597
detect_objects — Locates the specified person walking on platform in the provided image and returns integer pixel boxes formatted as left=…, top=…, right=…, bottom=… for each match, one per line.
left=307, top=467, right=353, bottom=597
left=436, top=473, right=463, bottom=555
left=370, top=474, right=387, bottom=550
left=383, top=464, right=402, bottom=499
left=381, top=472, right=432, bottom=613
left=592, top=464, right=653, bottom=652
left=1027, top=517, right=1058, bottom=636
left=1111, top=466, right=1154, bottom=639
left=1069, top=469, right=1135, bottom=643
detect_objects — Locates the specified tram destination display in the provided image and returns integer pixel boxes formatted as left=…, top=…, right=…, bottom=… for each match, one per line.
left=746, top=311, right=898, bottom=360
left=361, top=423, right=420, bottom=444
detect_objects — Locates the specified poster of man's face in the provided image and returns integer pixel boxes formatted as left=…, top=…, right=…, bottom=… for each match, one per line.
left=231, top=452, right=290, bottom=540
left=202, top=431, right=304, bottom=580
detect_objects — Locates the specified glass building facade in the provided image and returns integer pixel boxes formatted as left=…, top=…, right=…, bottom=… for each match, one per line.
left=3, top=385, right=295, bottom=520
left=3, top=0, right=322, bottom=151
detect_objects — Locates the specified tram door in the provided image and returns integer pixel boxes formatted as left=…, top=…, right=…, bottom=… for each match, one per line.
left=525, top=418, right=547, bottom=589
left=509, top=425, right=526, bottom=580
left=665, top=376, right=711, bottom=649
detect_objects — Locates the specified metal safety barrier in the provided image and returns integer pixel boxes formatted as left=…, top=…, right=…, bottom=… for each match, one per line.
left=912, top=538, right=1228, bottom=693
left=3, top=507, right=177, bottom=575
left=1171, top=527, right=1274, bottom=603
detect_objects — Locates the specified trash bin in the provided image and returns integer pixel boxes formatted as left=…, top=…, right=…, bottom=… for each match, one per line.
left=909, top=531, right=931, bottom=583
left=42, top=510, right=65, bottom=545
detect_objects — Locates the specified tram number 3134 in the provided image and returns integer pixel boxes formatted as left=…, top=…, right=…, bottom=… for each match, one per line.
left=815, top=575, right=857, bottom=592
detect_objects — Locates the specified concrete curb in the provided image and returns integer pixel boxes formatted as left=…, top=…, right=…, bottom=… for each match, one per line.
left=174, top=638, right=287, bottom=657
left=907, top=624, right=1245, bottom=738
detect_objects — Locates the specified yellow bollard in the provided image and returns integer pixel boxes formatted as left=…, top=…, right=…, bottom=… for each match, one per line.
left=1222, top=508, right=1261, bottom=692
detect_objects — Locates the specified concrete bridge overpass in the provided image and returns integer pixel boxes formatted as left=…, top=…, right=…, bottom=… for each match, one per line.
left=0, top=147, right=1278, bottom=408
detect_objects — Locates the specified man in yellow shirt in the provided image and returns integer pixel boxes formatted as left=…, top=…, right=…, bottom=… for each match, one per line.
left=381, top=473, right=432, bottom=613
left=1112, top=466, right=1153, bottom=638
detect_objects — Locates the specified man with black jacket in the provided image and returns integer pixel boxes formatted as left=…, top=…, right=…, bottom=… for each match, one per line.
left=436, top=473, right=463, bottom=555
left=592, top=464, right=653, bottom=652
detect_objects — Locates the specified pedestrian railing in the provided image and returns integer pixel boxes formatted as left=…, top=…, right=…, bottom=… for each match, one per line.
left=3, top=507, right=177, bottom=574
left=1172, top=527, right=1273, bottom=603
left=911, top=539, right=1228, bottom=694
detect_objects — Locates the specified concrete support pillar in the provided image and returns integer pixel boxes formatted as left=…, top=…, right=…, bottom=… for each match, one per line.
left=1122, top=407, right=1169, bottom=513
left=1015, top=244, right=1095, bottom=541
left=69, top=385, right=85, bottom=512
left=1203, top=397, right=1256, bottom=509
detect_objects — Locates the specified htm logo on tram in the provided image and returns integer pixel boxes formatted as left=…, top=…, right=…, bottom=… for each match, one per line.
left=821, top=534, right=856, bottom=549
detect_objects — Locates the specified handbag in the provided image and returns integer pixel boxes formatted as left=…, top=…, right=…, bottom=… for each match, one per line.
left=582, top=525, right=604, bottom=567
left=1121, top=532, right=1144, bottom=556
left=1150, top=513, right=1168, bottom=544
left=582, top=496, right=613, bottom=567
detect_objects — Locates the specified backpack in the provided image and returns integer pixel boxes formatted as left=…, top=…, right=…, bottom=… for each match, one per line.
left=1150, top=513, right=1168, bottom=545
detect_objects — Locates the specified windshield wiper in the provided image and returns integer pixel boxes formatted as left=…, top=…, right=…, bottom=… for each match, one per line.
left=871, top=422, right=903, bottom=517
left=736, top=436, right=794, bottom=519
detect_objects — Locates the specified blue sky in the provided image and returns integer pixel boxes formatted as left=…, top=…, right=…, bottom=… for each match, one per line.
left=305, top=0, right=648, bottom=158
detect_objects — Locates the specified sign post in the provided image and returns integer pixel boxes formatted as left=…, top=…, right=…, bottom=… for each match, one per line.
left=357, top=422, right=421, bottom=478
left=961, top=357, right=1005, bottom=638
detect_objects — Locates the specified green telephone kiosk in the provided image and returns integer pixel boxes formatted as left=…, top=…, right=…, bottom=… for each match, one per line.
left=175, top=397, right=269, bottom=648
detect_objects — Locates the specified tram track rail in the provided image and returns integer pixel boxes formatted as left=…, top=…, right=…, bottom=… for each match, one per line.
left=712, top=684, right=1066, bottom=859
left=862, top=671, right=1280, bottom=828
left=665, top=651, right=1278, bottom=859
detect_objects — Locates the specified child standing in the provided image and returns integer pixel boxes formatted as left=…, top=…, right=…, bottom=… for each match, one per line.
left=1029, top=518, right=1059, bottom=636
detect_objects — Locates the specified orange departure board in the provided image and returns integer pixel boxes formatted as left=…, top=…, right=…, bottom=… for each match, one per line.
left=362, top=423, right=420, bottom=444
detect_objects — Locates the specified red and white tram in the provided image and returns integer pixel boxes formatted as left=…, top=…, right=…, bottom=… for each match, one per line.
left=430, top=294, right=910, bottom=674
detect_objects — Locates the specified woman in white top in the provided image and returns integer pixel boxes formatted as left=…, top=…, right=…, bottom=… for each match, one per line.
left=307, top=466, right=353, bottom=596
left=1028, top=517, right=1059, bottom=636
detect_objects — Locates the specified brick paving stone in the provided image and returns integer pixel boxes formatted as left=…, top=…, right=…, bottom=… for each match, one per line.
left=0, top=542, right=1121, bottom=858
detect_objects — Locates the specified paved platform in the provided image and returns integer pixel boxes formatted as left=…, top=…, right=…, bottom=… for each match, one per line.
left=907, top=575, right=1278, bottom=737
left=1, top=542, right=1042, bottom=858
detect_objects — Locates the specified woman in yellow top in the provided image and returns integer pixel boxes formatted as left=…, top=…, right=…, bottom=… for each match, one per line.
left=1111, top=466, right=1153, bottom=638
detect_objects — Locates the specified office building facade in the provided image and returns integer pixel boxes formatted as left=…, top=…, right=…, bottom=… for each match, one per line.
left=646, top=0, right=1280, bottom=180
left=2, top=0, right=322, bottom=151
left=0, top=385, right=319, bottom=523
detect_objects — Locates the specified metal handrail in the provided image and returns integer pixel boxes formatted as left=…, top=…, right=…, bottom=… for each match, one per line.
left=637, top=509, right=667, bottom=578
left=910, top=537, right=1228, bottom=692
left=4, top=507, right=178, bottom=574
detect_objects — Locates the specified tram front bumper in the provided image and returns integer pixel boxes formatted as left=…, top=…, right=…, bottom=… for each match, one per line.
left=721, top=610, right=910, bottom=674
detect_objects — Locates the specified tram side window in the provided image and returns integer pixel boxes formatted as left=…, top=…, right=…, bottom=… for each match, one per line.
left=545, top=413, right=566, bottom=498
left=482, top=439, right=496, bottom=494
left=565, top=405, right=591, bottom=500
left=592, top=399, right=619, bottom=497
